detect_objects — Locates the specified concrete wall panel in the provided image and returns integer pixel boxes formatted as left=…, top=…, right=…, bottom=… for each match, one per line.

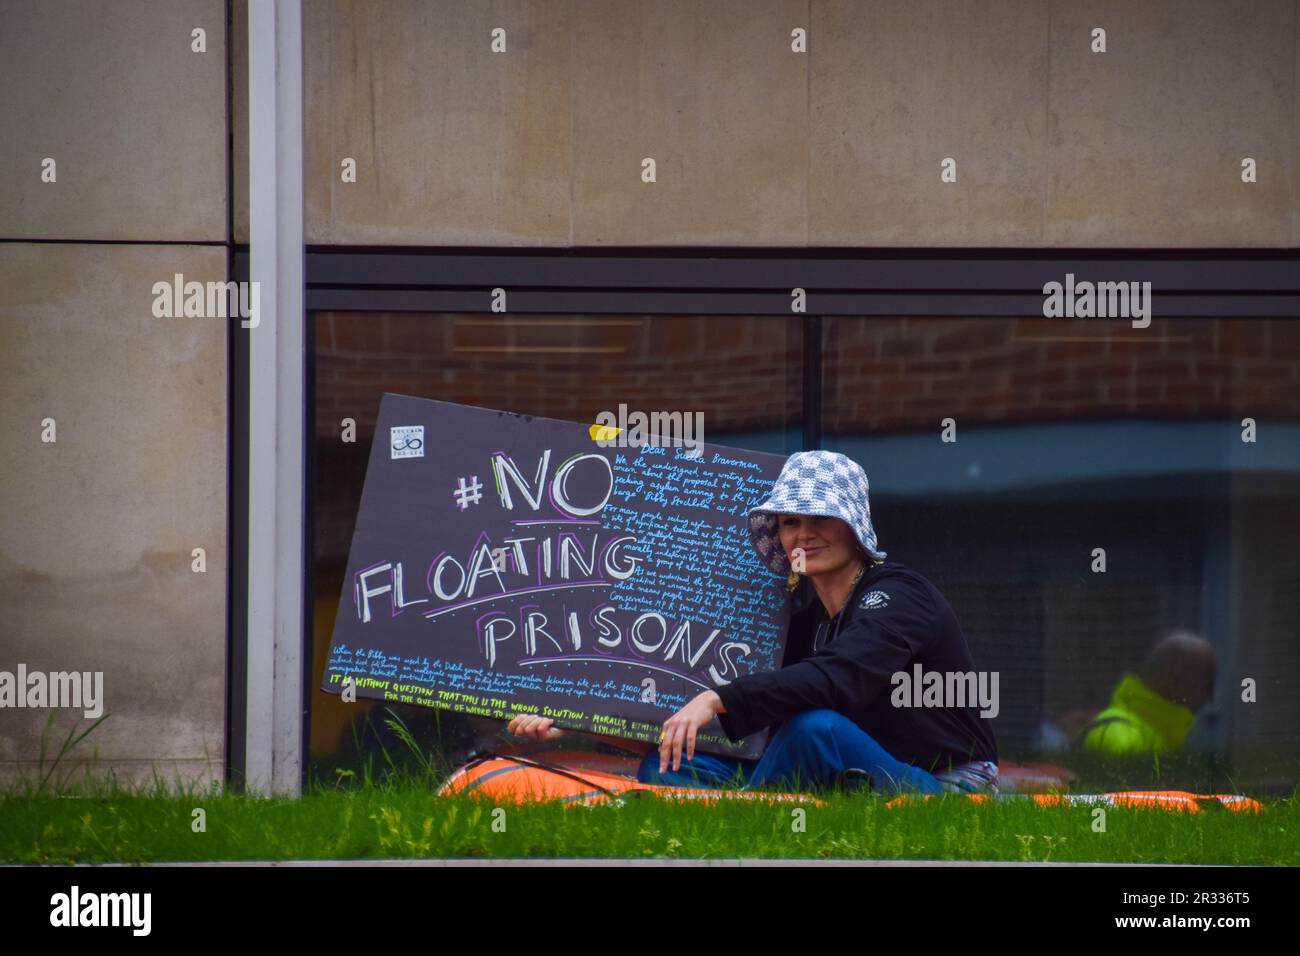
left=1045, top=0, right=1295, bottom=246
left=233, top=0, right=250, bottom=244
left=809, top=0, right=1049, bottom=246
left=0, top=0, right=227, bottom=242
left=0, top=244, right=227, bottom=789
left=301, top=0, right=573, bottom=245
left=236, top=0, right=1298, bottom=247
left=1290, top=0, right=1299, bottom=244
left=571, top=0, right=809, bottom=245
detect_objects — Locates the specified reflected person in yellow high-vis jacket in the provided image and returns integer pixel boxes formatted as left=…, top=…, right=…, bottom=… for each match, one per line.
left=1079, top=630, right=1217, bottom=756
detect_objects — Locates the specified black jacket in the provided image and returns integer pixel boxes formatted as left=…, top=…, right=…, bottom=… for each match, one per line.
left=715, top=559, right=998, bottom=773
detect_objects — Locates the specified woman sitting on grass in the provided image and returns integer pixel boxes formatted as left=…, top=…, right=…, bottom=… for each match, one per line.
left=509, top=450, right=999, bottom=797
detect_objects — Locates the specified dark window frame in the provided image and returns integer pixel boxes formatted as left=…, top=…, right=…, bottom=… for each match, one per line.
left=228, top=245, right=1300, bottom=789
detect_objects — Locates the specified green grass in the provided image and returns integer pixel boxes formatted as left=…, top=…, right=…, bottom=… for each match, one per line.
left=4, top=784, right=1297, bottom=865
left=4, top=709, right=1295, bottom=864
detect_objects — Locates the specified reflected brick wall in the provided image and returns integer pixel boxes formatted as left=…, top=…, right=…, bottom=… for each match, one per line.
left=317, top=315, right=1299, bottom=455
left=316, top=313, right=803, bottom=442
left=823, top=317, right=1299, bottom=432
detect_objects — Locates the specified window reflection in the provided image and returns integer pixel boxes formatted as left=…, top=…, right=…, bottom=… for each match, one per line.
left=822, top=316, right=1300, bottom=795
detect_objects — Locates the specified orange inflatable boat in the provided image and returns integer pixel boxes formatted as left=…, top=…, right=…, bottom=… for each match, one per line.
left=437, top=753, right=826, bottom=807
left=885, top=790, right=1264, bottom=813
left=438, top=752, right=1263, bottom=813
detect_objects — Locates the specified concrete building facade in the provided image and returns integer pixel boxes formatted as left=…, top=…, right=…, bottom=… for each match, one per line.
left=2, top=0, right=1298, bottom=794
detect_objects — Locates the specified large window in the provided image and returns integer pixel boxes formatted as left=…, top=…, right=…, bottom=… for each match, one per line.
left=261, top=251, right=1298, bottom=796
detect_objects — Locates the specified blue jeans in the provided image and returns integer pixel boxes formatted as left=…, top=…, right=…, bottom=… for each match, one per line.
left=637, top=708, right=992, bottom=796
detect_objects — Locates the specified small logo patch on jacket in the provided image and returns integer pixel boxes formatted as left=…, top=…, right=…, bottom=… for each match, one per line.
left=859, top=589, right=890, bottom=610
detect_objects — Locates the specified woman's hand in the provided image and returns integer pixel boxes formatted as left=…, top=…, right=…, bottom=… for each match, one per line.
left=658, top=690, right=723, bottom=774
left=507, top=713, right=567, bottom=741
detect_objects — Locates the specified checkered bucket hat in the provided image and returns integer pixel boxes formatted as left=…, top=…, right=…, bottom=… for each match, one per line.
left=747, top=450, right=887, bottom=574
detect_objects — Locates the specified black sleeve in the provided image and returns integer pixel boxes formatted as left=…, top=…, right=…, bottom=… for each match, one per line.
left=715, top=579, right=933, bottom=741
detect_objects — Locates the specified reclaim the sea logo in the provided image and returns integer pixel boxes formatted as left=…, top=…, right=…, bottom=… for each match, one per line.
left=859, top=590, right=890, bottom=610
left=391, top=425, right=424, bottom=460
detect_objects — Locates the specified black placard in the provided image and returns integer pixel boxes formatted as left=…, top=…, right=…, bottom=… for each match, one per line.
left=321, top=394, right=793, bottom=758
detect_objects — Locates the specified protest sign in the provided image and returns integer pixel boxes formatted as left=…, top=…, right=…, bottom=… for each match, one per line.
left=322, top=394, right=792, bottom=758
